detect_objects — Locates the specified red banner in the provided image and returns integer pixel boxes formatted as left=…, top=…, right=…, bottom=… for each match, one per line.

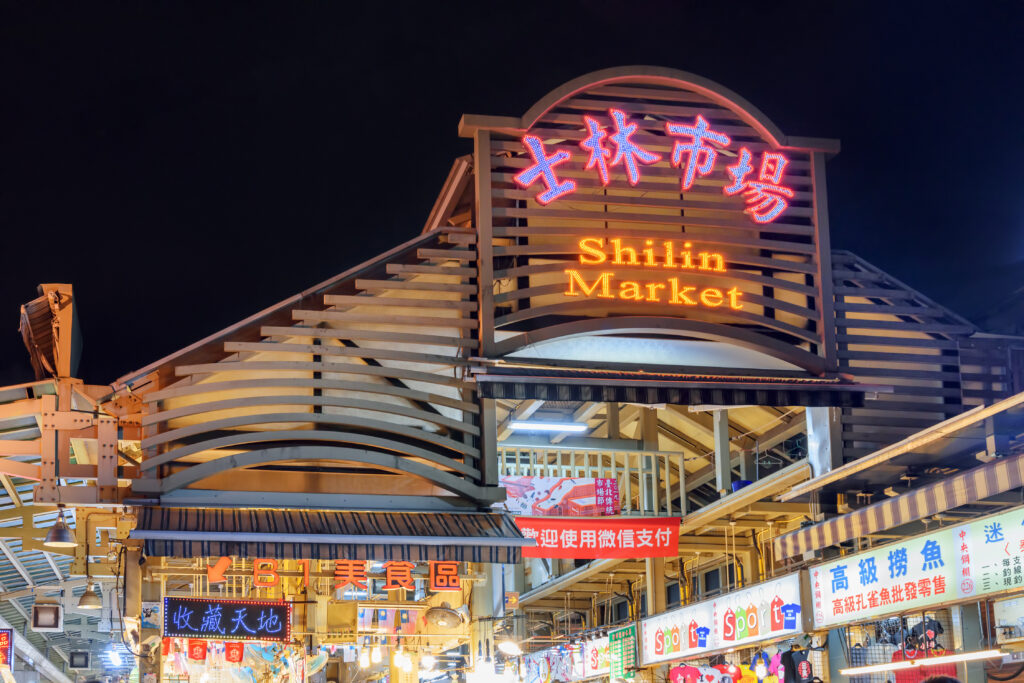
left=516, top=517, right=680, bottom=558
left=224, top=642, right=245, bottom=663
left=188, top=639, right=207, bottom=661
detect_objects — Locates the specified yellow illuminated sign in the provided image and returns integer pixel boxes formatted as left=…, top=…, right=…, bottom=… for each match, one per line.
left=564, top=238, right=743, bottom=309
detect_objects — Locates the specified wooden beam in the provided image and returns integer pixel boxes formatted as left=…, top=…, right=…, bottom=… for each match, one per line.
left=497, top=400, right=544, bottom=441
left=551, top=402, right=604, bottom=444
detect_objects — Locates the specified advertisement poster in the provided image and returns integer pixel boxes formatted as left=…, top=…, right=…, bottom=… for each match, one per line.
left=0, top=629, right=11, bottom=668
left=609, top=624, right=637, bottom=682
left=640, top=574, right=803, bottom=666
left=523, top=637, right=610, bottom=683
left=516, top=517, right=680, bottom=559
left=812, top=505, right=1024, bottom=628
left=497, top=477, right=619, bottom=516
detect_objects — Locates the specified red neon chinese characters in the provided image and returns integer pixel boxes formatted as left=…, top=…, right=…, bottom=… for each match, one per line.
left=382, top=561, right=416, bottom=591
left=580, top=116, right=612, bottom=185
left=724, top=148, right=794, bottom=223
left=608, top=109, right=660, bottom=185
left=581, top=110, right=660, bottom=187
left=334, top=559, right=368, bottom=591
left=429, top=561, right=461, bottom=592
left=666, top=114, right=730, bottom=190
left=514, top=135, right=576, bottom=204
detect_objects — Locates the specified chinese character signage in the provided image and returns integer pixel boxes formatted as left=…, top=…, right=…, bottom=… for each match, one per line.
left=812, top=506, right=1024, bottom=627
left=515, top=109, right=794, bottom=224
left=515, top=517, right=679, bottom=559
left=0, top=629, right=11, bottom=668
left=497, top=476, right=620, bottom=516
left=640, top=574, right=803, bottom=666
left=609, top=624, right=637, bottom=682
left=523, top=637, right=609, bottom=683
left=163, top=597, right=291, bottom=643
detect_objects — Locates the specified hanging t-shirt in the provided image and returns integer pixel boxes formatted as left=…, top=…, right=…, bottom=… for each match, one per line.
left=769, top=652, right=783, bottom=676
left=781, top=604, right=801, bottom=630
left=847, top=645, right=869, bottom=683
left=737, top=664, right=759, bottom=683
left=713, top=664, right=741, bottom=683
left=789, top=650, right=812, bottom=683
left=696, top=626, right=711, bottom=648
left=911, top=618, right=945, bottom=649
left=688, top=621, right=699, bottom=649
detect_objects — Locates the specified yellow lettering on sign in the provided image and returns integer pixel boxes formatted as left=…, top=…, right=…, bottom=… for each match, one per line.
left=565, top=270, right=614, bottom=298
left=563, top=237, right=745, bottom=311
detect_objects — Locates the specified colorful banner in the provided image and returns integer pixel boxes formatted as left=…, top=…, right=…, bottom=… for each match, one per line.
left=187, top=640, right=207, bottom=661
left=0, top=629, right=11, bottom=668
left=609, top=624, right=637, bottom=682
left=498, top=477, right=620, bottom=516
left=640, top=574, right=803, bottom=666
left=811, top=505, right=1024, bottom=628
left=523, top=637, right=610, bottom=683
left=516, top=517, right=679, bottom=559
left=224, top=642, right=244, bottom=663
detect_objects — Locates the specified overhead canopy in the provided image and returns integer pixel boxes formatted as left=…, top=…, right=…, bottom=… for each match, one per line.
left=774, top=449, right=1024, bottom=560
left=132, top=508, right=529, bottom=564
left=474, top=366, right=877, bottom=407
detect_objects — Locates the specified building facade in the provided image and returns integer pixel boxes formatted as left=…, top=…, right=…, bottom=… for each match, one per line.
left=1, top=66, right=1023, bottom=683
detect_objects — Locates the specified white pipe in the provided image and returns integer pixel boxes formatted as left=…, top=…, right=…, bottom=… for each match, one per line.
left=129, top=530, right=534, bottom=547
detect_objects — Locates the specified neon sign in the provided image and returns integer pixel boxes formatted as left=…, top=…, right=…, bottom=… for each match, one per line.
left=563, top=237, right=743, bottom=310
left=516, top=109, right=794, bottom=223
left=163, top=596, right=291, bottom=643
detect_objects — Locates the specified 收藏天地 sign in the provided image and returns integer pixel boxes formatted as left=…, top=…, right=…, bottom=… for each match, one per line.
left=640, top=574, right=803, bottom=666
left=515, top=517, right=680, bottom=559
left=811, top=505, right=1024, bottom=628
left=163, top=597, right=292, bottom=642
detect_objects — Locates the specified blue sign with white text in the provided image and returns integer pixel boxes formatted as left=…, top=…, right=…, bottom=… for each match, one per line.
left=163, top=597, right=291, bottom=642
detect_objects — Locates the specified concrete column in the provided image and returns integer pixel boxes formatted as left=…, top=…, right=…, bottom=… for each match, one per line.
left=957, top=604, right=987, bottom=683
left=713, top=410, right=731, bottom=497
left=642, top=408, right=667, bottom=617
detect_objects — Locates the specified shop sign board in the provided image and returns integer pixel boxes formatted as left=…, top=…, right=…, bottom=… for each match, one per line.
left=515, top=517, right=680, bottom=559
left=811, top=505, right=1024, bottom=628
left=515, top=108, right=795, bottom=225
left=523, top=636, right=610, bottom=683
left=609, top=624, right=637, bottom=682
left=639, top=574, right=803, bottom=666
left=163, top=596, right=292, bottom=643
left=0, top=629, right=11, bottom=668
left=497, top=476, right=620, bottom=516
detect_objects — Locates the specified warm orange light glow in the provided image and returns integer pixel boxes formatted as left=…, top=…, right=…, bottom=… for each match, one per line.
left=253, top=558, right=280, bottom=587
left=564, top=237, right=743, bottom=309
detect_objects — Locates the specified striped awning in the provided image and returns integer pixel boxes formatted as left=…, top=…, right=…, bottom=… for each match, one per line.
left=132, top=508, right=528, bottom=564
left=774, top=451, right=1024, bottom=559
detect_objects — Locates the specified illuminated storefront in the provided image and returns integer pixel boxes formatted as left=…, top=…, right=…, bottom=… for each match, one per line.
left=0, top=66, right=1022, bottom=682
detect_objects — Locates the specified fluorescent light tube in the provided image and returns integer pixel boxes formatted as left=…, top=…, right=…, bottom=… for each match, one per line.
left=839, top=649, right=1005, bottom=676
left=508, top=421, right=588, bottom=432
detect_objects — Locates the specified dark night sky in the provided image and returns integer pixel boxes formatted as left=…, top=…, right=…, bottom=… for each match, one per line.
left=1, top=2, right=1022, bottom=385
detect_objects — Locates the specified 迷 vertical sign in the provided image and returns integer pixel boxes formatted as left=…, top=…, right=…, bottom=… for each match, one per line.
left=609, top=624, right=637, bottom=682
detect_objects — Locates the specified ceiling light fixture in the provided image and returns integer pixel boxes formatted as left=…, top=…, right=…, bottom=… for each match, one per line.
left=44, top=507, right=77, bottom=548
left=839, top=649, right=1005, bottom=676
left=508, top=421, right=587, bottom=433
